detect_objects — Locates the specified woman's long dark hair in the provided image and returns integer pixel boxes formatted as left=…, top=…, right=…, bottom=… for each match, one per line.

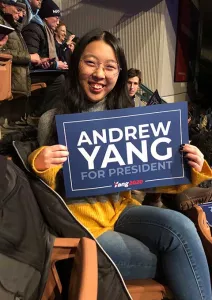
left=48, top=29, right=133, bottom=145
left=47, top=29, right=133, bottom=195
left=62, top=28, right=133, bottom=113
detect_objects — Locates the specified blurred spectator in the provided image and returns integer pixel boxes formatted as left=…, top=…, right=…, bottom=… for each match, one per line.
left=22, top=0, right=68, bottom=70
left=0, top=0, right=40, bottom=96
left=22, top=0, right=66, bottom=118
left=0, top=34, right=8, bottom=47
left=127, top=68, right=145, bottom=107
left=55, top=21, right=66, bottom=44
left=55, top=21, right=71, bottom=64
left=24, top=0, right=43, bottom=25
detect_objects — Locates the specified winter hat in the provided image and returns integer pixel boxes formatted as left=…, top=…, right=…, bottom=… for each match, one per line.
left=0, top=0, right=26, bottom=9
left=38, top=0, right=60, bottom=19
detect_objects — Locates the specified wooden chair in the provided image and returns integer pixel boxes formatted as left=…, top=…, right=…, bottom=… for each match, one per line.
left=41, top=237, right=98, bottom=300
left=42, top=237, right=172, bottom=300
left=183, top=205, right=212, bottom=274
left=31, top=82, right=47, bottom=92
left=0, top=53, right=12, bottom=101
left=126, top=279, right=172, bottom=300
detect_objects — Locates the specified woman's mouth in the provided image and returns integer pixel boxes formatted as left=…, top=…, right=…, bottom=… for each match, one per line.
left=88, top=83, right=105, bottom=93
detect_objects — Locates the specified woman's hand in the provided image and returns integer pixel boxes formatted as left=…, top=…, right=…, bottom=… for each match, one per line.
left=34, top=145, right=69, bottom=171
left=180, top=144, right=204, bottom=172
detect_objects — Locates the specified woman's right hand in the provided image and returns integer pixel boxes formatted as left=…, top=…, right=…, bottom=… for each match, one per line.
left=34, top=145, right=69, bottom=171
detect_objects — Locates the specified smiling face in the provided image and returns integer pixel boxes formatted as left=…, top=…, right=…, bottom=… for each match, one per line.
left=56, top=25, right=66, bottom=43
left=2, top=4, right=20, bottom=21
left=78, top=40, right=119, bottom=103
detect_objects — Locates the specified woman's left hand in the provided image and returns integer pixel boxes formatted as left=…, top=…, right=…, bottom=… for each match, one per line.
left=180, top=144, right=204, bottom=172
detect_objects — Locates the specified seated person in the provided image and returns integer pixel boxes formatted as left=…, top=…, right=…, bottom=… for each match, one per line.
left=0, top=0, right=40, bottom=97
left=127, top=68, right=145, bottom=107
left=22, top=0, right=67, bottom=71
left=55, top=21, right=72, bottom=65
left=22, top=0, right=66, bottom=117
left=24, top=0, right=43, bottom=25
left=27, top=29, right=212, bottom=300
left=0, top=0, right=42, bottom=122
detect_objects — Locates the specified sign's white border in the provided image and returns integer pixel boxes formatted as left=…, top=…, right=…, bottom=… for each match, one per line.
left=62, top=109, right=184, bottom=191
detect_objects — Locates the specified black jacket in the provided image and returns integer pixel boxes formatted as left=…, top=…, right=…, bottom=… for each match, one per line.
left=0, top=155, right=54, bottom=299
left=0, top=133, right=131, bottom=300
left=22, top=21, right=57, bottom=70
left=55, top=39, right=72, bottom=65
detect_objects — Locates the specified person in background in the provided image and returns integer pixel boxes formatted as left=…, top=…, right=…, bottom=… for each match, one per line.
left=24, top=0, right=42, bottom=25
left=22, top=0, right=68, bottom=70
left=27, top=29, right=212, bottom=300
left=22, top=0, right=66, bottom=118
left=127, top=68, right=145, bottom=107
left=55, top=21, right=72, bottom=64
left=0, top=0, right=40, bottom=96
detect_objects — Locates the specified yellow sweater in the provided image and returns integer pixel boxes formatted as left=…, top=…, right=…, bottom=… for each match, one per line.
left=29, top=147, right=212, bottom=237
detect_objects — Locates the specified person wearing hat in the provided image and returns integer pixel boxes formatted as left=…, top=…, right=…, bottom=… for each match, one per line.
left=23, top=0, right=67, bottom=70
left=22, top=0, right=67, bottom=118
left=0, top=0, right=26, bottom=22
left=0, top=0, right=40, bottom=99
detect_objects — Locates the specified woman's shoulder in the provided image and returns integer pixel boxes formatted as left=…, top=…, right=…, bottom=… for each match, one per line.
left=38, top=109, right=57, bottom=146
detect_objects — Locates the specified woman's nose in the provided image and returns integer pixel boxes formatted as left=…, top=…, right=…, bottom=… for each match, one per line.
left=92, top=65, right=105, bottom=79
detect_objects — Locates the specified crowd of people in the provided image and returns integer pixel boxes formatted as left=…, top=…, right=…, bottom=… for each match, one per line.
left=1, top=1, right=212, bottom=300
left=0, top=0, right=79, bottom=121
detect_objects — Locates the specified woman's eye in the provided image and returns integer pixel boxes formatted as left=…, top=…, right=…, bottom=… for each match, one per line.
left=106, top=65, right=116, bottom=70
left=85, top=60, right=96, bottom=66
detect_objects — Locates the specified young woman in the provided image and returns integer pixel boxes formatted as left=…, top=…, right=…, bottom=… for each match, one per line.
left=28, top=29, right=212, bottom=300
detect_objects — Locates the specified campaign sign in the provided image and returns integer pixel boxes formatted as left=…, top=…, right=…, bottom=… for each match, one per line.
left=199, top=203, right=212, bottom=227
left=56, top=102, right=191, bottom=198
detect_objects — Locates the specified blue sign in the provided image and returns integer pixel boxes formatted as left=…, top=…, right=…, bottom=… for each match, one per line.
left=56, top=102, right=191, bottom=198
left=199, top=202, right=212, bottom=227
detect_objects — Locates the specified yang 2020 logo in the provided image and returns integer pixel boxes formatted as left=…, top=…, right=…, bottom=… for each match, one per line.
left=114, top=180, right=143, bottom=188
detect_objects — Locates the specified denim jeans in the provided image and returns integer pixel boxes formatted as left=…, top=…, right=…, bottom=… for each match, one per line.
left=97, top=206, right=212, bottom=300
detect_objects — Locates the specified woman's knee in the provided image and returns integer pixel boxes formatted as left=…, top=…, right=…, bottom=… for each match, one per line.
left=97, top=231, right=157, bottom=279
left=163, top=209, right=196, bottom=231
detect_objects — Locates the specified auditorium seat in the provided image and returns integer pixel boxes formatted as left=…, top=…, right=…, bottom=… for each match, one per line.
left=0, top=53, right=12, bottom=101
left=125, top=279, right=172, bottom=299
left=183, top=205, right=212, bottom=277
left=41, top=237, right=98, bottom=300
left=42, top=237, right=173, bottom=300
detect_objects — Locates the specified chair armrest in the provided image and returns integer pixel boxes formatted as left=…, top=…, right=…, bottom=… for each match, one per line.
left=31, top=82, right=47, bottom=92
left=184, top=205, right=212, bottom=273
left=42, top=237, right=98, bottom=300
left=69, top=238, right=98, bottom=300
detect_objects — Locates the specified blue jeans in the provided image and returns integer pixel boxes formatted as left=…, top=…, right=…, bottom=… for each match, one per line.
left=97, top=206, right=212, bottom=300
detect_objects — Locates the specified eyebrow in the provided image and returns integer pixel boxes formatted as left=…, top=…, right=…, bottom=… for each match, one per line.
left=83, top=54, right=117, bottom=63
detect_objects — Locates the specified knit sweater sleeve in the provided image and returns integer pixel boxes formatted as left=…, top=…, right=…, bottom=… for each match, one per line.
left=28, top=146, right=212, bottom=194
left=28, top=146, right=62, bottom=190
left=152, top=160, right=212, bottom=194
